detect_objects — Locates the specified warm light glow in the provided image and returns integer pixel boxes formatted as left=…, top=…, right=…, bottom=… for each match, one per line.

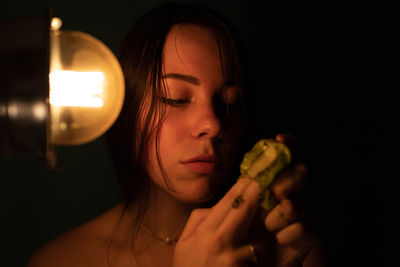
left=7, top=102, right=18, bottom=118
left=50, top=17, right=62, bottom=31
left=32, top=102, right=47, bottom=121
left=49, top=70, right=104, bottom=107
left=47, top=29, right=124, bottom=145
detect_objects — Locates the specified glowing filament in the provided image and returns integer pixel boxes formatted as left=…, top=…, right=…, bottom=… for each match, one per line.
left=49, top=71, right=104, bottom=107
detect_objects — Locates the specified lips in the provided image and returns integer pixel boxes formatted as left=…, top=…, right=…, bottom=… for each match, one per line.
left=182, top=154, right=219, bottom=174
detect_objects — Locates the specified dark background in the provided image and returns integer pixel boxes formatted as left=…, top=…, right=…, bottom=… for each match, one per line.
left=1, top=1, right=395, bottom=266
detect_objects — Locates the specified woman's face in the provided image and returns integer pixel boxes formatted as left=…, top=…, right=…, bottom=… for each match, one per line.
left=146, top=24, right=244, bottom=204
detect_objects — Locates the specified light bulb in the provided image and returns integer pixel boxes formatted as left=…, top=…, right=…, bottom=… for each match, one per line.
left=49, top=18, right=124, bottom=145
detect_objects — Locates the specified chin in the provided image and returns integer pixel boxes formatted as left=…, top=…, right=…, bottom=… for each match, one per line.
left=173, top=179, right=218, bottom=205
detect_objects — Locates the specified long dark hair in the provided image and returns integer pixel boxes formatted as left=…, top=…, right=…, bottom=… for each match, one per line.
left=106, top=2, right=249, bottom=250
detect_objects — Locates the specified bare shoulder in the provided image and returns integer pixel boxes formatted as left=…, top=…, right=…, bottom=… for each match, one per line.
left=26, top=203, right=127, bottom=267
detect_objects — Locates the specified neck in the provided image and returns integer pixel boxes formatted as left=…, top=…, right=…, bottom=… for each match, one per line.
left=142, top=181, right=201, bottom=239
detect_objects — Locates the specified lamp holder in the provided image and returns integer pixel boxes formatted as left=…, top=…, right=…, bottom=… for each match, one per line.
left=0, top=11, right=52, bottom=163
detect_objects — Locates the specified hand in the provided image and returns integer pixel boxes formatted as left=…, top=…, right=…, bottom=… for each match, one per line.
left=173, top=177, right=263, bottom=267
left=173, top=133, right=318, bottom=267
left=264, top=134, right=316, bottom=267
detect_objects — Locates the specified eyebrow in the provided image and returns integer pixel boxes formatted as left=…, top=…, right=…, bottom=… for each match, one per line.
left=162, top=73, right=201, bottom=85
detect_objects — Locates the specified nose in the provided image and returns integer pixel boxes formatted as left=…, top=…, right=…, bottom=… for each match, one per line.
left=192, top=102, right=222, bottom=139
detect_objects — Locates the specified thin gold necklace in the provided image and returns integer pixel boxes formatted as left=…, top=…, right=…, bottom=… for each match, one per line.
left=142, top=225, right=179, bottom=245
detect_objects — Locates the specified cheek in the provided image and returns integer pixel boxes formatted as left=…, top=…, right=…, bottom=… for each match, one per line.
left=146, top=115, right=186, bottom=174
left=159, top=112, right=188, bottom=145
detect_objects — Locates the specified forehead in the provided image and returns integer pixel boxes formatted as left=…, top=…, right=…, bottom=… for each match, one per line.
left=162, top=24, right=237, bottom=81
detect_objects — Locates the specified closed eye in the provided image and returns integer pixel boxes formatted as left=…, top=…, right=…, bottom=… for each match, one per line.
left=221, top=95, right=243, bottom=110
left=158, top=97, right=190, bottom=106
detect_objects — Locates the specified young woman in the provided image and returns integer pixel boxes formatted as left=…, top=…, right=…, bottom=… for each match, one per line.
left=28, top=3, right=326, bottom=267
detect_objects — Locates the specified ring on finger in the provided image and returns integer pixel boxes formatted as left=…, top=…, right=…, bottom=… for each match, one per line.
left=247, top=244, right=257, bottom=265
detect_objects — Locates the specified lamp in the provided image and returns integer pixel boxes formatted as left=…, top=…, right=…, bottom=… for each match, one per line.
left=0, top=11, right=125, bottom=167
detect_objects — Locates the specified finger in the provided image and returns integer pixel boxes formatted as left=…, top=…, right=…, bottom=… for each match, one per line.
left=276, top=222, right=306, bottom=246
left=272, top=163, right=308, bottom=200
left=180, top=208, right=210, bottom=241
left=276, top=222, right=317, bottom=262
left=264, top=199, right=299, bottom=232
left=201, top=177, right=252, bottom=230
left=217, top=179, right=262, bottom=242
left=235, top=244, right=258, bottom=265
